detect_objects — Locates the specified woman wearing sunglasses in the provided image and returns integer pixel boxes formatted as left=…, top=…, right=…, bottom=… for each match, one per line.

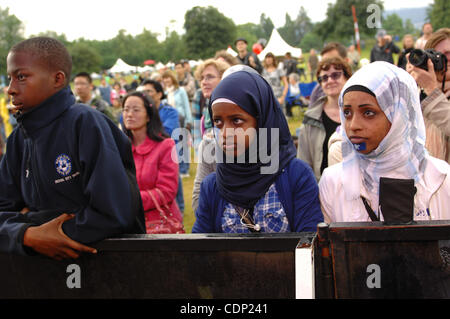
left=297, top=56, right=353, bottom=181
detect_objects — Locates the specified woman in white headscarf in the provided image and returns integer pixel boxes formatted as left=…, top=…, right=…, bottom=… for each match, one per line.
left=319, top=61, right=450, bottom=223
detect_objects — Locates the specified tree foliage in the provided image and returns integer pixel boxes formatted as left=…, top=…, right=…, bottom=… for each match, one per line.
left=184, top=6, right=236, bottom=59
left=278, top=7, right=314, bottom=47
left=316, top=0, right=384, bottom=43
left=383, top=14, right=404, bottom=38
left=0, top=7, right=24, bottom=76
left=427, top=0, right=450, bottom=30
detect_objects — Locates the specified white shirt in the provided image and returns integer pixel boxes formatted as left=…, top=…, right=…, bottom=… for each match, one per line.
left=319, top=156, right=450, bottom=223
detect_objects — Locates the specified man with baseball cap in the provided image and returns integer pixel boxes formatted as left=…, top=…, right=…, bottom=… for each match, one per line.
left=235, top=37, right=263, bottom=74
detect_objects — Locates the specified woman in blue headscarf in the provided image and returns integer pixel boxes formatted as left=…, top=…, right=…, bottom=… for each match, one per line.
left=192, top=70, right=323, bottom=233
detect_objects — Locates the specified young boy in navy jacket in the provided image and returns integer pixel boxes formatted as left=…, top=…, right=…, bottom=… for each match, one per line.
left=0, top=37, right=145, bottom=260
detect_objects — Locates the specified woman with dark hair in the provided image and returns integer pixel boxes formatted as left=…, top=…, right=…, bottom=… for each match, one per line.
left=122, top=92, right=184, bottom=233
left=261, top=52, right=288, bottom=112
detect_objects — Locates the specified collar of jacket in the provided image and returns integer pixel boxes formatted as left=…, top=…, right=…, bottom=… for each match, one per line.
left=302, top=95, right=327, bottom=128
left=17, top=86, right=75, bottom=136
left=132, top=135, right=160, bottom=156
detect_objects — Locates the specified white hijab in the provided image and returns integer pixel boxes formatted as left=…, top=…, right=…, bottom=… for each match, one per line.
left=338, top=61, right=429, bottom=206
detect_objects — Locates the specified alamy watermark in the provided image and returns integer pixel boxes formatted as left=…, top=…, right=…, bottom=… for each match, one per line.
left=66, top=264, right=81, bottom=289
left=170, top=124, right=280, bottom=175
left=366, top=4, right=382, bottom=29
left=366, top=264, right=381, bottom=289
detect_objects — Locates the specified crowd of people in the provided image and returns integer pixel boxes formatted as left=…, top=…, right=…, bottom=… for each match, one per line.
left=0, top=22, right=449, bottom=260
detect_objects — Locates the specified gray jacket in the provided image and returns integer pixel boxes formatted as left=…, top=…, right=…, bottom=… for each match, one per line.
left=297, top=96, right=327, bottom=181
left=192, top=132, right=217, bottom=212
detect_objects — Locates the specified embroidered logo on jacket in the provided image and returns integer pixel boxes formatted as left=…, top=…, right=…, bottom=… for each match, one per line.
left=55, top=154, right=72, bottom=177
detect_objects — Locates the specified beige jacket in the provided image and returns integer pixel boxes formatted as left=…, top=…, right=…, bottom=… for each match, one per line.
left=421, top=88, right=450, bottom=163
left=297, top=96, right=328, bottom=181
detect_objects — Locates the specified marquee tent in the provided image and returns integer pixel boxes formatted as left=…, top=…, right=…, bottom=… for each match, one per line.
left=258, top=29, right=302, bottom=60
left=108, top=58, right=137, bottom=73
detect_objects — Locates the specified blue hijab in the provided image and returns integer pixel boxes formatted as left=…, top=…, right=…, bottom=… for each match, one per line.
left=209, top=70, right=297, bottom=209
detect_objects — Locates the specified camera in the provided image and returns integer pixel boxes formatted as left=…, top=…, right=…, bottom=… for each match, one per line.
left=408, top=49, right=448, bottom=72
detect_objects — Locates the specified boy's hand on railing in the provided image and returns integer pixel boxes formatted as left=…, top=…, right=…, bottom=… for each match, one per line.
left=23, top=213, right=97, bottom=260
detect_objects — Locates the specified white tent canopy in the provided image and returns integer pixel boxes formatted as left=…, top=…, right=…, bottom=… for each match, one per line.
left=108, top=58, right=137, bottom=73
left=258, top=29, right=302, bottom=60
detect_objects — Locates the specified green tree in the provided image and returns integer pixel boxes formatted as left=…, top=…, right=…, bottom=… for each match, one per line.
left=279, top=6, right=314, bottom=47
left=184, top=6, right=236, bottom=59
left=316, top=0, right=384, bottom=43
left=32, top=31, right=69, bottom=46
left=403, top=19, right=417, bottom=37
left=135, top=28, right=164, bottom=64
left=259, top=13, right=275, bottom=40
left=0, top=7, right=24, bottom=76
left=383, top=13, right=404, bottom=38
left=427, top=0, right=450, bottom=30
left=162, top=31, right=188, bottom=63
left=68, top=42, right=102, bottom=77
left=235, top=23, right=260, bottom=49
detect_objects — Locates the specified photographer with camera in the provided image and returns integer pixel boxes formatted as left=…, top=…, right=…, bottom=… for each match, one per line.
left=407, top=28, right=450, bottom=163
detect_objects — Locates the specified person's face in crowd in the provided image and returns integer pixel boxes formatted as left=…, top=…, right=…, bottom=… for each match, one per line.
left=212, top=102, right=258, bottom=157
left=289, top=75, right=297, bottom=85
left=143, top=83, right=162, bottom=106
left=175, top=64, right=184, bottom=77
left=162, top=76, right=173, bottom=88
left=184, top=62, right=191, bottom=73
left=342, top=91, right=392, bottom=155
left=236, top=40, right=248, bottom=53
left=122, top=96, right=149, bottom=132
left=7, top=51, right=61, bottom=113
left=434, top=38, right=450, bottom=82
left=112, top=97, right=121, bottom=108
left=318, top=65, right=347, bottom=98
left=200, top=65, right=221, bottom=99
left=403, top=36, right=414, bottom=49
left=265, top=56, right=275, bottom=67
left=73, top=76, right=93, bottom=101
left=322, top=49, right=339, bottom=60
left=423, top=24, right=433, bottom=36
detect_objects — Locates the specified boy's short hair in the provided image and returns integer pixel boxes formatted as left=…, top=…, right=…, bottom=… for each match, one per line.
left=10, top=37, right=72, bottom=86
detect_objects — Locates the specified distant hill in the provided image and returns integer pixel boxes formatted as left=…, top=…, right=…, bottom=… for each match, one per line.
left=384, top=7, right=429, bottom=30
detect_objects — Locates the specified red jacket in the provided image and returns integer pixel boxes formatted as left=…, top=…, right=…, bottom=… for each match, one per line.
left=132, top=136, right=182, bottom=228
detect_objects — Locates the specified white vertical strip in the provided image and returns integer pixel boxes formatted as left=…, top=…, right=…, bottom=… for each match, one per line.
left=295, top=247, right=313, bottom=299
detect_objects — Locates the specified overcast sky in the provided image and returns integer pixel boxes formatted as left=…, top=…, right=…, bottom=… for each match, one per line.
left=2, top=0, right=433, bottom=41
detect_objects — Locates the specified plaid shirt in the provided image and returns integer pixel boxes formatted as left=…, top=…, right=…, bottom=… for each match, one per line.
left=221, top=184, right=290, bottom=233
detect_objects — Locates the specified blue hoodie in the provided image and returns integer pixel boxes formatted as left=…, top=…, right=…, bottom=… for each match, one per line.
left=0, top=86, right=145, bottom=255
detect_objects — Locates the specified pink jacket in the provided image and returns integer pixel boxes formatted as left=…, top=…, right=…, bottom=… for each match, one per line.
left=132, top=136, right=182, bottom=225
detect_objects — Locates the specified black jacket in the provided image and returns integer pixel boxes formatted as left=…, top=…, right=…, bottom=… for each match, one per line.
left=0, top=86, right=145, bottom=255
left=370, top=41, right=400, bottom=64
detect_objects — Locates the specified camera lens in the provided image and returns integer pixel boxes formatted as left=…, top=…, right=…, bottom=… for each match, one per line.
left=409, top=49, right=427, bottom=67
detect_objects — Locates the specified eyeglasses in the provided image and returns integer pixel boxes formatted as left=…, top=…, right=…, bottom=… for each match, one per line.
left=318, top=71, right=343, bottom=84
left=200, top=74, right=218, bottom=83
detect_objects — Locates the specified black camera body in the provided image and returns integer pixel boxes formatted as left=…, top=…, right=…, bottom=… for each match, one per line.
left=408, top=49, right=448, bottom=72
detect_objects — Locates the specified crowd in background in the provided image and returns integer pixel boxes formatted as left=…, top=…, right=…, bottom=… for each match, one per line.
left=0, top=22, right=449, bottom=238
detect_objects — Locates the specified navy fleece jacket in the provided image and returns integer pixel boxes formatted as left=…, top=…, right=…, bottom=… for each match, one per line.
left=0, top=86, right=145, bottom=255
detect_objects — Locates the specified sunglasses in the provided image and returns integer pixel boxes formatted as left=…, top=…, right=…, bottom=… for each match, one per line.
left=318, top=71, right=343, bottom=84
